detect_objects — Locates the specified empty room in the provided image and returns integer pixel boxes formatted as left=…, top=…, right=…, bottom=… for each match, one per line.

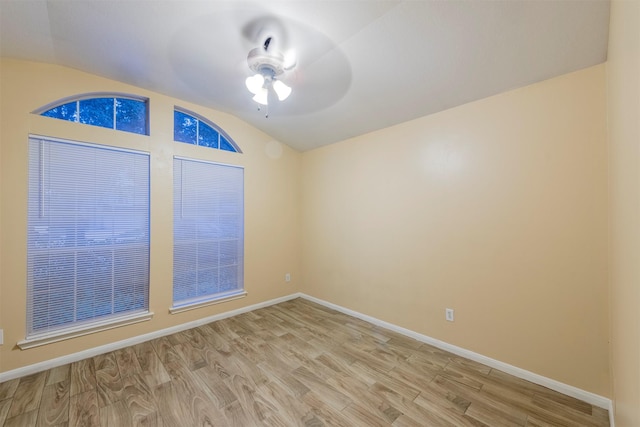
left=0, top=1, right=638, bottom=426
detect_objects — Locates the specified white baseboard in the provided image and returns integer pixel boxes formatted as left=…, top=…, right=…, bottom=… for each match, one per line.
left=0, top=293, right=298, bottom=383
left=0, top=290, right=614, bottom=418
left=298, top=293, right=613, bottom=411
left=609, top=399, right=616, bottom=427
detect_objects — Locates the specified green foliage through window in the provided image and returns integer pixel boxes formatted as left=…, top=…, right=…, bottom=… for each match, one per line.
left=174, top=109, right=239, bottom=153
left=39, top=95, right=148, bottom=135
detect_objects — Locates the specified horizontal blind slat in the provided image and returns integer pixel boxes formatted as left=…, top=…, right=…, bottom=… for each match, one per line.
left=27, top=137, right=150, bottom=337
left=173, top=157, right=244, bottom=307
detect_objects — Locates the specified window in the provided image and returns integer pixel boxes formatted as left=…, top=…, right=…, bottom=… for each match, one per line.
left=172, top=157, right=244, bottom=311
left=23, top=136, right=150, bottom=346
left=174, top=109, right=240, bottom=152
left=37, top=95, right=148, bottom=135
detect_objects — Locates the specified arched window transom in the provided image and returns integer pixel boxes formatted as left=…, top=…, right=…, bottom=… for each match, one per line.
left=35, top=94, right=149, bottom=135
left=174, top=108, right=240, bottom=153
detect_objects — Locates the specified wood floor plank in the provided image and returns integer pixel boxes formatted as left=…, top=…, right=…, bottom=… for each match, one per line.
left=352, top=361, right=421, bottom=400
left=192, top=364, right=238, bottom=409
left=93, top=352, right=118, bottom=373
left=440, top=363, right=487, bottom=391
left=532, top=388, right=594, bottom=416
left=292, top=365, right=352, bottom=411
left=173, top=341, right=208, bottom=372
left=530, top=393, right=608, bottom=427
left=0, top=399, right=12, bottom=426
left=0, top=298, right=610, bottom=427
left=259, top=364, right=310, bottom=398
left=225, top=373, right=278, bottom=424
left=3, top=410, right=38, bottom=427
left=227, top=352, right=269, bottom=388
left=326, top=372, right=401, bottom=424
left=229, top=336, right=266, bottom=364
left=221, top=400, right=253, bottom=426
left=152, top=381, right=193, bottom=427
left=465, top=400, right=527, bottom=427
left=342, top=401, right=394, bottom=427
left=45, top=365, right=71, bottom=387
left=430, top=374, right=528, bottom=424
left=315, top=352, right=359, bottom=378
left=300, top=390, right=356, bottom=427
left=196, top=324, right=234, bottom=356
left=149, top=337, right=173, bottom=364
left=95, top=367, right=123, bottom=409
left=115, top=347, right=142, bottom=379
left=283, top=348, right=337, bottom=381
left=416, top=379, right=473, bottom=416
left=120, top=373, right=158, bottom=424
left=259, top=380, right=315, bottom=426
left=36, top=380, right=70, bottom=427
left=70, top=359, right=96, bottom=397
left=388, top=359, right=439, bottom=391
left=7, top=371, right=47, bottom=418
left=392, top=413, right=432, bottom=427
left=369, top=381, right=437, bottom=423
left=99, top=400, right=132, bottom=427
left=132, top=341, right=170, bottom=388
left=161, top=350, right=226, bottom=426
left=0, top=379, right=19, bottom=401
left=68, top=390, right=99, bottom=427
left=201, top=347, right=235, bottom=380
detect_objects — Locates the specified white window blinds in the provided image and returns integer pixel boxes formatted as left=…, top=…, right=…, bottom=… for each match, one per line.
left=27, top=136, right=150, bottom=339
left=173, top=157, right=244, bottom=308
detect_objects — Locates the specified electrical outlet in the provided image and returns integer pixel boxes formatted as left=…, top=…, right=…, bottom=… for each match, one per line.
left=445, top=308, right=454, bottom=322
left=0, top=329, right=4, bottom=345
left=285, top=273, right=291, bottom=282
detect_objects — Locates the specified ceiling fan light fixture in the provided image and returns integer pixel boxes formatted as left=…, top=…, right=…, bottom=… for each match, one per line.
left=245, top=73, right=265, bottom=95
left=246, top=38, right=294, bottom=108
left=272, top=80, right=291, bottom=101
left=252, top=87, right=269, bottom=105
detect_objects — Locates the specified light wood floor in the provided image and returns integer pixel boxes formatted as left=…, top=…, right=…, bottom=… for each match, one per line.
left=0, top=298, right=609, bottom=426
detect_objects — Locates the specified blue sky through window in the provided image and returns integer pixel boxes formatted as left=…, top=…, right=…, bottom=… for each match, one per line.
left=40, top=96, right=148, bottom=135
left=174, top=109, right=239, bottom=153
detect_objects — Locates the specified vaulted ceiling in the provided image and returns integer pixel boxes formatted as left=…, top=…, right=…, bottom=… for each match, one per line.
left=0, top=1, right=610, bottom=151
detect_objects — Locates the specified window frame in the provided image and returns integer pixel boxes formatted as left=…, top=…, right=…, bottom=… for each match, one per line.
left=171, top=156, right=245, bottom=313
left=18, top=134, right=153, bottom=349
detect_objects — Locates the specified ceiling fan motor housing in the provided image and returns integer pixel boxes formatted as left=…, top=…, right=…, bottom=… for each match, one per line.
left=247, top=46, right=286, bottom=77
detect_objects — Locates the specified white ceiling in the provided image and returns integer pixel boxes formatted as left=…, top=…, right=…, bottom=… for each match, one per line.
left=0, top=0, right=610, bottom=152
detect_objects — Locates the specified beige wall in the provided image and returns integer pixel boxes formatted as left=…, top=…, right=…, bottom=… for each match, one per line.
left=607, top=0, right=640, bottom=425
left=301, top=65, right=610, bottom=396
left=0, top=56, right=618, bottom=402
left=0, top=59, right=301, bottom=373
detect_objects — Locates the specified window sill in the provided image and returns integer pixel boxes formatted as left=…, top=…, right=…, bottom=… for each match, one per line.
left=17, top=311, right=154, bottom=350
left=169, top=291, right=247, bottom=314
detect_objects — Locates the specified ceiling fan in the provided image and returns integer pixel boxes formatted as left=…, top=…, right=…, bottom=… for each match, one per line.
left=168, top=9, right=350, bottom=117
left=245, top=35, right=296, bottom=107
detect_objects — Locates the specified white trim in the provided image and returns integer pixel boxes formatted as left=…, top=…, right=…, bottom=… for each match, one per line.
left=609, top=399, right=615, bottom=427
left=0, top=293, right=297, bottom=383
left=298, top=293, right=613, bottom=411
left=169, top=291, right=247, bottom=314
left=17, top=311, right=154, bottom=350
left=173, top=155, right=243, bottom=169
left=1, top=290, right=614, bottom=415
left=29, top=134, right=150, bottom=156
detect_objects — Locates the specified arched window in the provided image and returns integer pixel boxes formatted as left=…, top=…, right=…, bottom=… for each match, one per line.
left=174, top=108, right=241, bottom=153
left=35, top=94, right=149, bottom=135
